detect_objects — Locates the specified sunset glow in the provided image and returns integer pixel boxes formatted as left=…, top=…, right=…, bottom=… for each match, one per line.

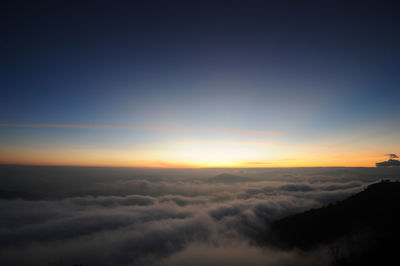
left=0, top=126, right=392, bottom=167
left=1, top=1, right=399, bottom=168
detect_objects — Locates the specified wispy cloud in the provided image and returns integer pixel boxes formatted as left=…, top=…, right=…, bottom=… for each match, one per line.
left=0, top=123, right=285, bottom=136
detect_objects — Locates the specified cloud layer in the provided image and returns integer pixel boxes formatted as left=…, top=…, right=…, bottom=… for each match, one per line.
left=1, top=167, right=399, bottom=265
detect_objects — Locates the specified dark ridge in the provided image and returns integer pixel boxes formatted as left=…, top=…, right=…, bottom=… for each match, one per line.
left=270, top=180, right=400, bottom=265
left=376, top=159, right=400, bottom=167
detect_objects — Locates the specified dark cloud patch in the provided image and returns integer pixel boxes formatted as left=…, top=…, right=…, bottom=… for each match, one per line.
left=386, top=153, right=398, bottom=159
left=68, top=195, right=156, bottom=207
left=0, top=215, right=211, bottom=266
left=0, top=205, right=191, bottom=248
left=319, top=182, right=362, bottom=191
left=209, top=205, right=243, bottom=221
left=158, top=195, right=208, bottom=206
left=207, top=174, right=261, bottom=183
left=278, top=184, right=316, bottom=192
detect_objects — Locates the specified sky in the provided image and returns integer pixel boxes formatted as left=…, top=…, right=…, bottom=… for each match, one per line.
left=1, top=0, right=400, bottom=167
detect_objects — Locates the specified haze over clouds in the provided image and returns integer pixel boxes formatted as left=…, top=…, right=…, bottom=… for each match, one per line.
left=1, top=166, right=399, bottom=266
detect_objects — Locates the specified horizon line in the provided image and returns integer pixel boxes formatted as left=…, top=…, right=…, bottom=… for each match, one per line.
left=0, top=163, right=375, bottom=169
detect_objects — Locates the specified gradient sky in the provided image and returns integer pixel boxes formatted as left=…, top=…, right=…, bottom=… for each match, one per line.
left=1, top=0, right=400, bottom=167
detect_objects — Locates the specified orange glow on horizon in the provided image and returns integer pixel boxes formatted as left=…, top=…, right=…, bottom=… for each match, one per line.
left=0, top=153, right=380, bottom=168
left=0, top=160, right=377, bottom=168
left=0, top=138, right=391, bottom=168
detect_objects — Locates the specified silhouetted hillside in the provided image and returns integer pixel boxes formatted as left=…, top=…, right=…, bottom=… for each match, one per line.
left=270, top=180, right=400, bottom=265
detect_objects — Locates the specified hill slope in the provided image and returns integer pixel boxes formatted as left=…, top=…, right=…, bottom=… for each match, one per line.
left=270, top=180, right=400, bottom=265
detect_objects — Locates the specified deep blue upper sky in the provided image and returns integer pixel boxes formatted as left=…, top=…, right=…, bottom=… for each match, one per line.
left=1, top=0, right=399, bottom=166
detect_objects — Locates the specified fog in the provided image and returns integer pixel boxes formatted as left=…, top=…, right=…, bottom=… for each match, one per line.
left=1, top=166, right=399, bottom=266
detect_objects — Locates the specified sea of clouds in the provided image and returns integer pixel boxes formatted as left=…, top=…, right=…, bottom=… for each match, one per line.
left=1, top=166, right=399, bottom=266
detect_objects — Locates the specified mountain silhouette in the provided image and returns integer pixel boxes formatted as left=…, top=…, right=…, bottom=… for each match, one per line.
left=376, top=159, right=400, bottom=167
left=270, top=180, right=400, bottom=265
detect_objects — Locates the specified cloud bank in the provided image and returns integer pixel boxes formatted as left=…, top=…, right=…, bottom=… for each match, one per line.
left=1, top=167, right=398, bottom=265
